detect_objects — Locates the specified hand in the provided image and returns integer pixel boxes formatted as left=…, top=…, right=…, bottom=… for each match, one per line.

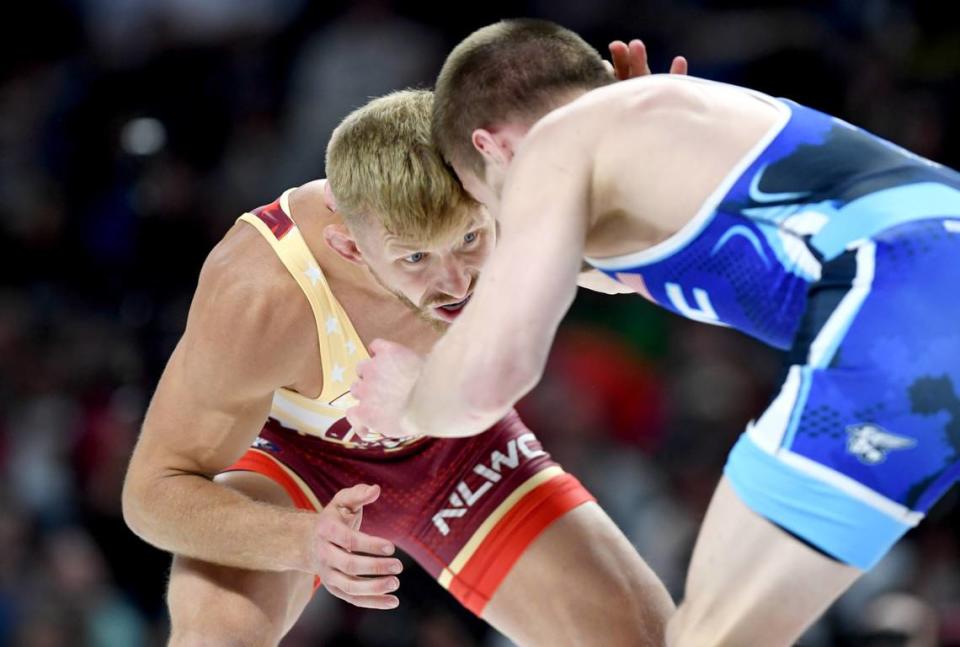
left=347, top=339, right=424, bottom=439
left=310, top=483, right=403, bottom=609
left=605, top=39, right=688, bottom=80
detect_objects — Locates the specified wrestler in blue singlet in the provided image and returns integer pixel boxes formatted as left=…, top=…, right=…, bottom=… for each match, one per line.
left=587, top=96, right=960, bottom=570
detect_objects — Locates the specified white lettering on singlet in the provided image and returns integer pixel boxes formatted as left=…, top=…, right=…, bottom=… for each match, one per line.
left=431, top=433, right=546, bottom=536
left=665, top=283, right=727, bottom=326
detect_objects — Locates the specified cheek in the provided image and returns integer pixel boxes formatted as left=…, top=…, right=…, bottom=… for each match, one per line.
left=473, top=239, right=496, bottom=267
left=388, top=267, right=430, bottom=303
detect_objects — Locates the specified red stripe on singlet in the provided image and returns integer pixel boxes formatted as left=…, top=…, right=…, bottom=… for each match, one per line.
left=251, top=200, right=294, bottom=240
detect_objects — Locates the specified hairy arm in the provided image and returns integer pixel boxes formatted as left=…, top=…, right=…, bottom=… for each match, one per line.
left=122, top=235, right=393, bottom=575
left=400, top=118, right=594, bottom=437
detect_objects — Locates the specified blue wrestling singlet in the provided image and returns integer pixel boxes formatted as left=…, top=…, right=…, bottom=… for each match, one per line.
left=586, top=90, right=960, bottom=570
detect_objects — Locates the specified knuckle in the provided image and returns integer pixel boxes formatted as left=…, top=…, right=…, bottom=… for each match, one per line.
left=339, top=528, right=355, bottom=552
left=323, top=574, right=343, bottom=592
left=345, top=557, right=360, bottom=575
left=315, top=546, right=330, bottom=569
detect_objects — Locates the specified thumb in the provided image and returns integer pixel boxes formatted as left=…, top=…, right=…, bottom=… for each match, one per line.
left=332, top=483, right=381, bottom=512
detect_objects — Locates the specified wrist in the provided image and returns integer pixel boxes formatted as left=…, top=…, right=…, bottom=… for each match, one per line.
left=399, top=407, right=428, bottom=438
left=285, top=509, right=321, bottom=573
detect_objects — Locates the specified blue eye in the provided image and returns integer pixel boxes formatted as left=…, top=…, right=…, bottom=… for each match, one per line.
left=464, top=231, right=479, bottom=245
left=404, top=252, right=425, bottom=264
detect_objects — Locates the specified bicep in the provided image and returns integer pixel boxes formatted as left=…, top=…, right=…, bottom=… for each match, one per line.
left=131, top=262, right=302, bottom=481
left=485, top=132, right=592, bottom=332
left=134, top=340, right=274, bottom=479
left=448, top=130, right=591, bottom=392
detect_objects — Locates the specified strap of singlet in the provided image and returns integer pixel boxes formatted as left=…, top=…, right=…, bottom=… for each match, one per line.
left=237, top=191, right=367, bottom=402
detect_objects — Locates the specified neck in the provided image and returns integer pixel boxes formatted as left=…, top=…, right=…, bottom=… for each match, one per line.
left=542, top=87, right=591, bottom=118
left=287, top=181, right=381, bottom=292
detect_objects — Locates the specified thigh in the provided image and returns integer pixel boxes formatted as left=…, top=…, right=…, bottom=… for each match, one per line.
left=675, top=223, right=960, bottom=645
left=384, top=412, right=671, bottom=645
left=484, top=501, right=674, bottom=647
left=668, top=477, right=860, bottom=647
left=167, top=471, right=315, bottom=647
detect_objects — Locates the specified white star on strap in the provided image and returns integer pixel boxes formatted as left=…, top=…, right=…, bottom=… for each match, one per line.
left=331, top=364, right=346, bottom=383
left=326, top=316, right=340, bottom=334
left=304, top=265, right=322, bottom=286
left=345, top=339, right=357, bottom=355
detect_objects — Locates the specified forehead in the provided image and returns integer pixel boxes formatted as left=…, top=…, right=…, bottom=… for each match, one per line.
left=383, top=207, right=491, bottom=252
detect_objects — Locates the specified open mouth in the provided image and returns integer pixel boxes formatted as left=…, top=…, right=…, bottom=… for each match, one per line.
left=433, top=294, right=472, bottom=320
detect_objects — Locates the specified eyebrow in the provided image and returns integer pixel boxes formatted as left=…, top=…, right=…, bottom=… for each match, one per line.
left=384, top=218, right=484, bottom=254
left=384, top=238, right=421, bottom=253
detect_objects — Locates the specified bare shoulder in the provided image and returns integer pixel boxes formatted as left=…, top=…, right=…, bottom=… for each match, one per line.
left=522, top=76, right=711, bottom=160
left=565, top=75, right=778, bottom=140
left=583, top=76, right=783, bottom=253
left=181, top=221, right=314, bottom=396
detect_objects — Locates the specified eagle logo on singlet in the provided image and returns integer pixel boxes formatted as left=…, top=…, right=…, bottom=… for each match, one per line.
left=845, top=423, right=916, bottom=465
left=252, top=437, right=280, bottom=453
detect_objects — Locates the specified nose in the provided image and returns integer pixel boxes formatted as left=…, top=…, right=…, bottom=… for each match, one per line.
left=438, top=256, right=471, bottom=300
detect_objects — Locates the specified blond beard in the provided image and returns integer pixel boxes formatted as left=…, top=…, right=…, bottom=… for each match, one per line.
left=366, top=266, right=450, bottom=333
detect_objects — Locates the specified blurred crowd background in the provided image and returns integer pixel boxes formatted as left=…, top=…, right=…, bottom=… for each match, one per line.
left=2, top=1, right=960, bottom=645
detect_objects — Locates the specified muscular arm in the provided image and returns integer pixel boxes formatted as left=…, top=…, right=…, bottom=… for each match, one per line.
left=398, top=118, right=595, bottom=437
left=123, top=232, right=389, bottom=574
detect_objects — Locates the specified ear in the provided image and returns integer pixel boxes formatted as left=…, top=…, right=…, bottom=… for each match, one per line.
left=471, top=128, right=513, bottom=167
left=324, top=223, right=364, bottom=265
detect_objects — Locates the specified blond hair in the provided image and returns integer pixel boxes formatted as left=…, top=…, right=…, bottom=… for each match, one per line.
left=433, top=19, right=612, bottom=175
left=326, top=89, right=477, bottom=242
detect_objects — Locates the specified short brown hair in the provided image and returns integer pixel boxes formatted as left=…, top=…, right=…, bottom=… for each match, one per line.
left=326, top=89, right=478, bottom=242
left=433, top=19, right=612, bottom=174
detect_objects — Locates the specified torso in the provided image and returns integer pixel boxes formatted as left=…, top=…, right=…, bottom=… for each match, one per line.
left=227, top=180, right=440, bottom=450
left=582, top=75, right=782, bottom=260
left=580, top=75, right=960, bottom=348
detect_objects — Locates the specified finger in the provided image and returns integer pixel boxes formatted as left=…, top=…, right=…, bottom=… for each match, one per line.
left=322, top=517, right=395, bottom=555
left=350, top=506, right=363, bottom=531
left=330, top=483, right=380, bottom=511
left=349, top=379, right=365, bottom=399
left=325, top=583, right=399, bottom=610
left=322, top=569, right=400, bottom=597
left=608, top=40, right=630, bottom=80
left=628, top=39, right=651, bottom=77
left=345, top=406, right=367, bottom=432
left=345, top=410, right=377, bottom=442
left=327, top=546, right=403, bottom=577
left=379, top=426, right=411, bottom=440
left=670, top=55, right=688, bottom=75
left=355, top=358, right=372, bottom=379
left=368, top=338, right=397, bottom=356
left=602, top=59, right=614, bottom=76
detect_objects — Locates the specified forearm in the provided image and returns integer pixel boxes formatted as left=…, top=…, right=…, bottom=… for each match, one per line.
left=123, top=470, right=316, bottom=573
left=400, top=327, right=540, bottom=438
left=401, top=375, right=511, bottom=439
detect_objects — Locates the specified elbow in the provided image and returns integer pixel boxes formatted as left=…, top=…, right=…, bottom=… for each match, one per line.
left=121, top=472, right=144, bottom=537
left=121, top=465, right=155, bottom=542
left=464, top=351, right=543, bottom=421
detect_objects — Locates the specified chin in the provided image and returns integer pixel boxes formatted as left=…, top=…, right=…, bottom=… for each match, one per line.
left=422, top=312, right=451, bottom=332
